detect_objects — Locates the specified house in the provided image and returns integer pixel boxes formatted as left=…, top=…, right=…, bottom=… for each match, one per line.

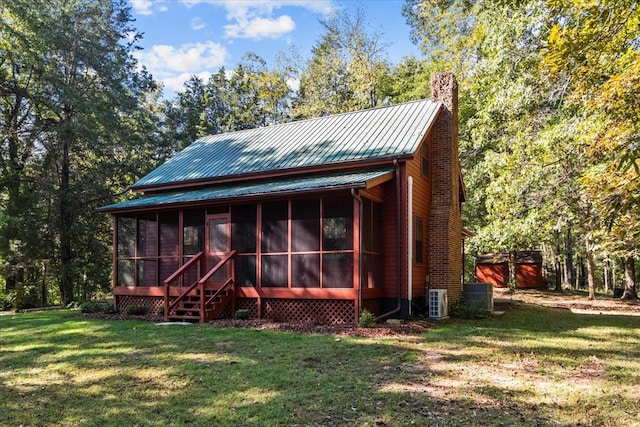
left=99, top=72, right=465, bottom=324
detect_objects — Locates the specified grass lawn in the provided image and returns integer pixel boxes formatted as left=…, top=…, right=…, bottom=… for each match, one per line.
left=1, top=300, right=639, bottom=426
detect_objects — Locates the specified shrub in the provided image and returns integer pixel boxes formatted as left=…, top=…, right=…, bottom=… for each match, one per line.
left=80, top=300, right=116, bottom=314
left=156, top=305, right=165, bottom=316
left=450, top=299, right=489, bottom=319
left=235, top=309, right=249, bottom=320
left=0, top=292, right=12, bottom=311
left=125, top=305, right=149, bottom=316
left=359, top=309, right=376, bottom=327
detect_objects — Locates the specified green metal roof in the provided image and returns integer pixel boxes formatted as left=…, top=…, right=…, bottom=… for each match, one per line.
left=132, top=99, right=441, bottom=189
left=100, top=169, right=394, bottom=213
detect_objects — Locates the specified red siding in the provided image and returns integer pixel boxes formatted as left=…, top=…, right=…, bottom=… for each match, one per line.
left=406, top=141, right=431, bottom=300
left=516, top=263, right=543, bottom=288
left=476, top=263, right=509, bottom=288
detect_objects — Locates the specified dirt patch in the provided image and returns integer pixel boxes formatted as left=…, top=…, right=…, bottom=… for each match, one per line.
left=499, top=288, right=640, bottom=314
left=205, top=318, right=433, bottom=338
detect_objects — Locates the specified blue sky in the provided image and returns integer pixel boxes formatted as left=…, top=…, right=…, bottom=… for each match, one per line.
left=128, top=0, right=421, bottom=96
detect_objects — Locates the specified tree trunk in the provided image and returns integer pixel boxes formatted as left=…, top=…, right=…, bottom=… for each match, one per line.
left=603, top=261, right=610, bottom=293
left=553, top=229, right=562, bottom=292
left=58, top=113, right=75, bottom=305
left=585, top=235, right=596, bottom=300
left=564, top=226, right=575, bottom=288
left=622, top=257, right=638, bottom=300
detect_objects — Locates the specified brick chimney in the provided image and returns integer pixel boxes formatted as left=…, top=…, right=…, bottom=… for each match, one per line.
left=428, top=72, right=463, bottom=302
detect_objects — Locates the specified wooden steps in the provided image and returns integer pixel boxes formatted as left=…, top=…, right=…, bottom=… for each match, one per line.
left=166, top=287, right=233, bottom=322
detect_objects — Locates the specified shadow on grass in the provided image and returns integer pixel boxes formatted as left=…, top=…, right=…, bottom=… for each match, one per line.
left=0, top=308, right=638, bottom=426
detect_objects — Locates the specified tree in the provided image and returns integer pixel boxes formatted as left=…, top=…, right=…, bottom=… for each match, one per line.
left=1, top=0, right=159, bottom=304
left=295, top=7, right=392, bottom=118
left=402, top=0, right=612, bottom=295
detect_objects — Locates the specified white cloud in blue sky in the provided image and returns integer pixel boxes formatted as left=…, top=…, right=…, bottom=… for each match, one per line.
left=129, top=0, right=332, bottom=93
left=128, top=1, right=418, bottom=97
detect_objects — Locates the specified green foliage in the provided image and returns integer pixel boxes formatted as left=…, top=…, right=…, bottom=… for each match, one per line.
left=294, top=7, right=393, bottom=118
left=0, top=291, right=12, bottom=311
left=124, top=305, right=149, bottom=316
left=0, top=0, right=161, bottom=305
left=450, top=299, right=490, bottom=319
left=358, top=309, right=377, bottom=327
left=156, top=305, right=165, bottom=316
left=235, top=309, right=250, bottom=320
left=80, top=300, right=116, bottom=314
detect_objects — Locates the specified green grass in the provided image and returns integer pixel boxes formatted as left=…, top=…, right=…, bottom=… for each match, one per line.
left=1, top=303, right=639, bottom=426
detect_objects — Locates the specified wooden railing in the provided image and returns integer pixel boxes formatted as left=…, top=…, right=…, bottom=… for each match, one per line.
left=163, top=250, right=236, bottom=322
left=197, top=251, right=236, bottom=322
left=163, top=252, right=203, bottom=321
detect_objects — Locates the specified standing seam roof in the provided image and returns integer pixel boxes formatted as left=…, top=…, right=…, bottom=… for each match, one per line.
left=132, top=99, right=442, bottom=189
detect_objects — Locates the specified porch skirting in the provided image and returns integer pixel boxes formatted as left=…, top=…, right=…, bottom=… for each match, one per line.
left=115, top=294, right=356, bottom=324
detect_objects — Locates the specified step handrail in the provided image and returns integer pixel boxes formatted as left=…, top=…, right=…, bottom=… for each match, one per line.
left=205, top=277, right=234, bottom=307
left=163, top=252, right=203, bottom=286
left=198, top=250, right=236, bottom=322
left=164, top=252, right=203, bottom=321
left=197, top=250, right=237, bottom=285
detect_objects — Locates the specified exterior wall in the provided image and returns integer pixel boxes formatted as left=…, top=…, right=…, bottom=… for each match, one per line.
left=406, top=137, right=432, bottom=306
left=476, top=263, right=509, bottom=288
left=516, top=263, right=543, bottom=288
left=382, top=178, right=400, bottom=300
left=428, top=72, right=464, bottom=304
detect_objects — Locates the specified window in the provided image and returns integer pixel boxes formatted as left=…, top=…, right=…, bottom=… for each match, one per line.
left=227, top=196, right=355, bottom=289
left=292, top=199, right=320, bottom=252
left=115, top=210, right=205, bottom=287
left=361, top=198, right=384, bottom=288
left=321, top=196, right=353, bottom=288
left=116, top=214, right=158, bottom=287
left=415, top=216, right=424, bottom=264
left=232, top=204, right=257, bottom=287
left=323, top=196, right=353, bottom=251
left=159, top=212, right=179, bottom=283
left=261, top=201, right=289, bottom=288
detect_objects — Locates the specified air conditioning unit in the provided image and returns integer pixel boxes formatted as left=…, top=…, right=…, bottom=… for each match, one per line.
left=428, top=289, right=448, bottom=319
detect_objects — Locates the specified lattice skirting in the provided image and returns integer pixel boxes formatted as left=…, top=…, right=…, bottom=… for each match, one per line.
left=261, top=298, right=355, bottom=324
left=237, top=298, right=259, bottom=318
left=115, top=295, right=355, bottom=324
left=116, top=295, right=163, bottom=313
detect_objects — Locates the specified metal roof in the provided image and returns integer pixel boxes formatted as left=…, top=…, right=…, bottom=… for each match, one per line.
left=100, top=168, right=394, bottom=212
left=132, top=99, right=442, bottom=189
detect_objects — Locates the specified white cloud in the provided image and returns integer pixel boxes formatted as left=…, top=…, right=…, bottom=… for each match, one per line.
left=130, top=0, right=170, bottom=15
left=130, top=0, right=154, bottom=15
left=137, top=42, right=228, bottom=73
left=191, top=17, right=206, bottom=31
left=135, top=42, right=229, bottom=94
left=179, top=0, right=332, bottom=40
left=224, top=15, right=295, bottom=40
left=162, top=71, right=213, bottom=93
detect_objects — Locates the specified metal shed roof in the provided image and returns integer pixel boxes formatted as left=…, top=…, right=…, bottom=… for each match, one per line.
left=100, top=168, right=394, bottom=213
left=132, top=99, right=442, bottom=190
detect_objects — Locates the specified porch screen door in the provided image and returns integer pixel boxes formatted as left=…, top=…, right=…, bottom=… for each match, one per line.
left=206, top=214, right=230, bottom=283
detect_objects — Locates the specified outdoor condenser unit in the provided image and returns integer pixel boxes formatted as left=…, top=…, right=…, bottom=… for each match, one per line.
left=428, top=289, right=448, bottom=319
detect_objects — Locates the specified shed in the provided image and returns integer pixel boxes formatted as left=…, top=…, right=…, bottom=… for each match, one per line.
left=516, top=251, right=543, bottom=289
left=475, top=253, right=510, bottom=288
